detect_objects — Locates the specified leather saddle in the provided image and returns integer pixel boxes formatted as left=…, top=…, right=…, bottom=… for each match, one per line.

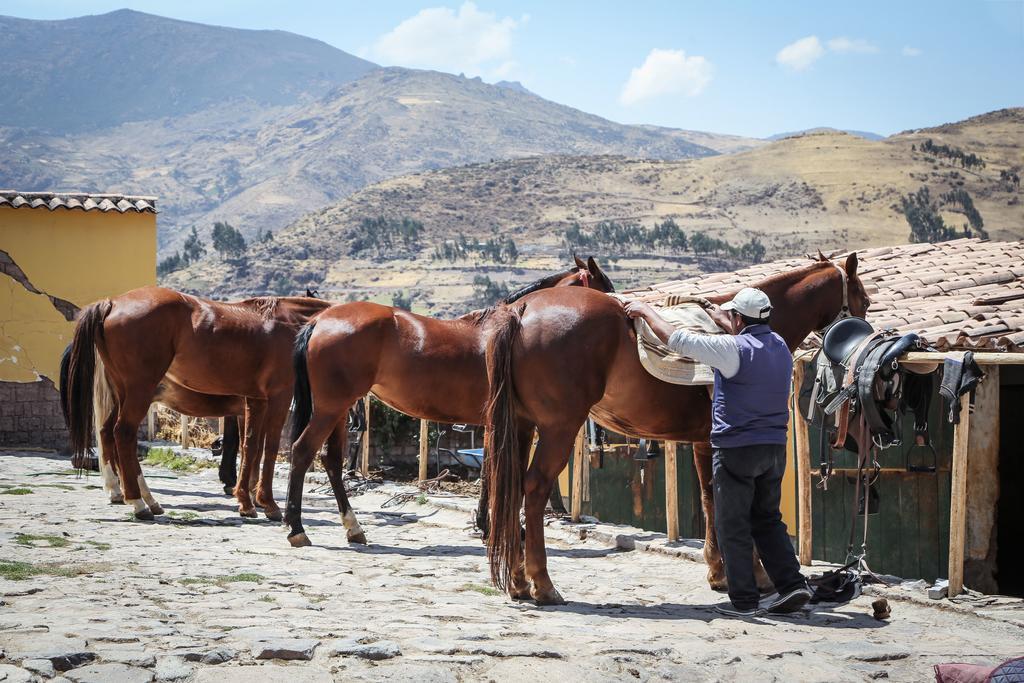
left=806, top=318, right=927, bottom=452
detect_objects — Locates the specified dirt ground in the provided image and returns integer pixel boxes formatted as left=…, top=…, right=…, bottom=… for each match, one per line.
left=1, top=449, right=1022, bottom=682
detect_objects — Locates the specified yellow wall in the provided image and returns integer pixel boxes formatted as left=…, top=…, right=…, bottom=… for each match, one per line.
left=0, top=206, right=156, bottom=383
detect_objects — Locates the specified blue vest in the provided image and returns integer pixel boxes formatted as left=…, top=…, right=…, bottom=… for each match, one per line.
left=711, top=324, right=793, bottom=448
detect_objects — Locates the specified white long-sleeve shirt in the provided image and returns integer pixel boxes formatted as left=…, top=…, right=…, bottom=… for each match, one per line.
left=666, top=329, right=741, bottom=379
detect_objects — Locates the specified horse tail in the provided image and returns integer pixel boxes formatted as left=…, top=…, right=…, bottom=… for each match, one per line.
left=291, top=320, right=317, bottom=444
left=484, top=304, right=524, bottom=593
left=62, top=300, right=112, bottom=458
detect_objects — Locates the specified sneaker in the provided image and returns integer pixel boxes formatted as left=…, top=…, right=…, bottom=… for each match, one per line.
left=714, top=602, right=766, bottom=618
left=761, top=587, right=812, bottom=614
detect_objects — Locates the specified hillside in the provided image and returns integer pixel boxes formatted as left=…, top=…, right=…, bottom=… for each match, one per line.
left=0, top=9, right=377, bottom=131
left=1, top=66, right=721, bottom=254
left=165, top=108, right=1024, bottom=313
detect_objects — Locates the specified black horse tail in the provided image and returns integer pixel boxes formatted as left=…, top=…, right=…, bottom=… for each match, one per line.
left=62, top=300, right=112, bottom=458
left=484, top=304, right=524, bottom=594
left=291, top=320, right=317, bottom=444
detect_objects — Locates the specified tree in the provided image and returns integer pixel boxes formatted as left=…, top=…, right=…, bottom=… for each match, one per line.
left=157, top=252, right=185, bottom=276
left=392, top=290, right=413, bottom=311
left=901, top=187, right=955, bottom=243
left=182, top=227, right=206, bottom=264
left=211, top=221, right=246, bottom=258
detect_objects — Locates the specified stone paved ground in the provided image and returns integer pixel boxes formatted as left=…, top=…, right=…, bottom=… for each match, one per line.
left=1, top=450, right=1023, bottom=682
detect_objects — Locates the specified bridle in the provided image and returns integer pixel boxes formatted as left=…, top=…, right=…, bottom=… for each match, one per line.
left=578, top=269, right=591, bottom=289
left=816, top=262, right=852, bottom=333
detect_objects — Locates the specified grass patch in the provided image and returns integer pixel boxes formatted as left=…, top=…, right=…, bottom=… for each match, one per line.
left=0, top=487, right=33, bottom=495
left=257, top=594, right=276, bottom=603
left=0, top=560, right=108, bottom=581
left=143, top=447, right=215, bottom=473
left=179, top=572, right=266, bottom=586
left=15, top=533, right=70, bottom=548
left=415, top=493, right=428, bottom=505
left=85, top=540, right=112, bottom=551
left=165, top=510, right=200, bottom=522
left=460, top=583, right=501, bottom=597
left=31, top=483, right=75, bottom=490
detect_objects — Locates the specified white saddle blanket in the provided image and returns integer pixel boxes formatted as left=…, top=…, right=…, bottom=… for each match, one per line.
left=612, top=294, right=723, bottom=386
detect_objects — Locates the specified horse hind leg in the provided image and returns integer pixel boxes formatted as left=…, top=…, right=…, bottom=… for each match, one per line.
left=522, top=423, right=570, bottom=606
left=285, top=410, right=341, bottom=547
left=694, top=441, right=727, bottom=591
left=322, top=420, right=367, bottom=544
left=94, top=358, right=123, bottom=504
left=111, top=391, right=160, bottom=520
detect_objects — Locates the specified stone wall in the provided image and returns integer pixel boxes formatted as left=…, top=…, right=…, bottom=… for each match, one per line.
left=0, top=378, right=68, bottom=452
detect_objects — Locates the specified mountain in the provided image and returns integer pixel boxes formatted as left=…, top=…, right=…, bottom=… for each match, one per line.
left=769, top=128, right=884, bottom=141
left=0, top=9, right=377, bottom=132
left=164, top=108, right=1024, bottom=313
left=494, top=80, right=532, bottom=94
left=1, top=66, right=717, bottom=253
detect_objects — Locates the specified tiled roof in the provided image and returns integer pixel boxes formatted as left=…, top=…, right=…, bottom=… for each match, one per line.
left=623, top=238, right=1024, bottom=353
left=0, top=190, right=157, bottom=214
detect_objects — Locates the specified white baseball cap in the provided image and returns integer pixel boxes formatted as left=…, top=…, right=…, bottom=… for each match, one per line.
left=721, top=287, right=772, bottom=320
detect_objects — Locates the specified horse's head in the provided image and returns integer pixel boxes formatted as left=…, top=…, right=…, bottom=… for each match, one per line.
left=808, top=250, right=870, bottom=327
left=570, top=255, right=616, bottom=293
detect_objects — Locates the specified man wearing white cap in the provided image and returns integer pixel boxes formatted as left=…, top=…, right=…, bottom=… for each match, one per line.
left=625, top=287, right=810, bottom=617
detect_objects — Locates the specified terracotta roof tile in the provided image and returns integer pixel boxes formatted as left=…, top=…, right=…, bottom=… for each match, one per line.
left=0, top=190, right=157, bottom=214
left=622, top=238, right=1024, bottom=353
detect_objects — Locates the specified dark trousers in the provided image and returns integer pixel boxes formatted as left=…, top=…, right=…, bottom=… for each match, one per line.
left=713, top=443, right=805, bottom=609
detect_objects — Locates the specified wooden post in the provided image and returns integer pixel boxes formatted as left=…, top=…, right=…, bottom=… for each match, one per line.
left=948, top=391, right=972, bottom=597
left=147, top=406, right=156, bottom=440
left=361, top=395, right=371, bottom=477
left=179, top=414, right=189, bottom=448
left=418, top=419, right=429, bottom=481
left=217, top=417, right=225, bottom=434
left=793, top=362, right=813, bottom=565
left=665, top=441, right=679, bottom=542
left=570, top=426, right=586, bottom=522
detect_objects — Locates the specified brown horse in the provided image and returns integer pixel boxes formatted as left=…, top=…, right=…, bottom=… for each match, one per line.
left=61, top=287, right=334, bottom=520
left=285, top=257, right=616, bottom=547
left=481, top=254, right=870, bottom=604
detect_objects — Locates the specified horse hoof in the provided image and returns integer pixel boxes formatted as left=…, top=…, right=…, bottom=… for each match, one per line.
left=347, top=532, right=368, bottom=545
left=109, top=497, right=125, bottom=505
left=509, top=587, right=532, bottom=601
left=531, top=588, right=567, bottom=606
left=264, top=508, right=283, bottom=522
left=148, top=503, right=164, bottom=516
left=239, top=507, right=258, bottom=519
left=134, top=509, right=155, bottom=521
left=288, top=532, right=312, bottom=548
left=223, top=485, right=234, bottom=496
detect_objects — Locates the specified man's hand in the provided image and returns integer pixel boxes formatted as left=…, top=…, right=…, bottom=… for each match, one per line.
left=706, top=303, right=736, bottom=334
left=623, top=300, right=676, bottom=344
left=624, top=301, right=656, bottom=321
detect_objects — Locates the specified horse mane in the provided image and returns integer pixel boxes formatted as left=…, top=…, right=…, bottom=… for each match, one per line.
left=504, top=269, right=577, bottom=304
left=247, top=296, right=281, bottom=320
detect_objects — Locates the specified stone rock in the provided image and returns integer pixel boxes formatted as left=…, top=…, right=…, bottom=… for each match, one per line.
left=98, top=650, right=156, bottom=668
left=0, top=664, right=32, bottom=683
left=21, top=658, right=56, bottom=677
left=251, top=638, right=319, bottom=661
left=843, top=649, right=911, bottom=663
left=23, top=646, right=96, bottom=672
left=65, top=663, right=154, bottom=683
left=171, top=646, right=236, bottom=665
left=442, top=645, right=563, bottom=658
left=153, top=656, right=192, bottom=681
left=929, top=579, right=950, bottom=600
left=326, top=638, right=402, bottom=660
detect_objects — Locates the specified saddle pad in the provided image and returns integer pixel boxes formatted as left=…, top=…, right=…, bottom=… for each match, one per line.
left=611, top=294, right=720, bottom=385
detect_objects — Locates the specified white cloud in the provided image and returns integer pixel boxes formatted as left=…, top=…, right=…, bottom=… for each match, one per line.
left=370, top=2, right=525, bottom=76
left=902, top=46, right=923, bottom=57
left=776, top=36, right=825, bottom=71
left=619, top=48, right=712, bottom=105
left=827, top=37, right=880, bottom=54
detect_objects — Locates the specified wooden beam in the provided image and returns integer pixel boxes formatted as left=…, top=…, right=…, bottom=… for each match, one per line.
left=147, top=406, right=156, bottom=441
left=418, top=419, right=429, bottom=482
left=361, top=395, right=371, bottom=477
left=796, top=351, right=1024, bottom=367
left=665, top=441, right=679, bottom=542
left=179, top=414, right=189, bottom=448
left=570, top=426, right=586, bottom=522
left=948, top=391, right=972, bottom=597
left=793, top=362, right=814, bottom=566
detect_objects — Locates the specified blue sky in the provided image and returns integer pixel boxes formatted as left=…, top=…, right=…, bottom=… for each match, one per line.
left=6, top=1, right=1022, bottom=137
